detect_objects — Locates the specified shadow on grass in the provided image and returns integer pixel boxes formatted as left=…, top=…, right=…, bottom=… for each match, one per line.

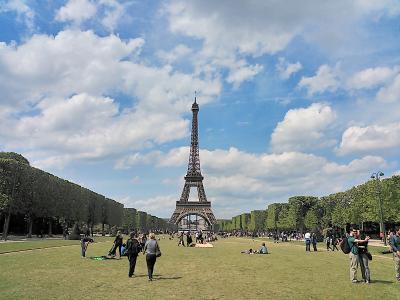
left=132, top=274, right=182, bottom=280
left=372, top=279, right=394, bottom=284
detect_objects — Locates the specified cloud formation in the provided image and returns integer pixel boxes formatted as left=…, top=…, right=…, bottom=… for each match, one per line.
left=270, top=103, right=337, bottom=152
left=116, top=146, right=387, bottom=217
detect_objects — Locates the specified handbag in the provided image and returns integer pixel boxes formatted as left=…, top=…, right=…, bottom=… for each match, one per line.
left=155, top=242, right=162, bottom=257
left=366, top=252, right=372, bottom=261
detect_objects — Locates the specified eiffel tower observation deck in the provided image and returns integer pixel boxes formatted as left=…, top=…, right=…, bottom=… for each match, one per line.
left=170, top=96, right=216, bottom=230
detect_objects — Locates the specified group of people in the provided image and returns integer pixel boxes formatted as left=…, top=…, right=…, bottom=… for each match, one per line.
left=344, top=227, right=400, bottom=283
left=81, top=231, right=161, bottom=281
left=241, top=242, right=269, bottom=254
left=304, top=232, right=318, bottom=252
left=346, top=228, right=372, bottom=283
left=125, top=232, right=161, bottom=281
left=176, top=231, right=217, bottom=247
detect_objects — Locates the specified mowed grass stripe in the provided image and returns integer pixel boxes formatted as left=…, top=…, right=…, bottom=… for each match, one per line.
left=0, top=236, right=398, bottom=300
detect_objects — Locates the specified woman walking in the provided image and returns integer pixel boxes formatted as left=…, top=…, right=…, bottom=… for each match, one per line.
left=144, top=232, right=161, bottom=281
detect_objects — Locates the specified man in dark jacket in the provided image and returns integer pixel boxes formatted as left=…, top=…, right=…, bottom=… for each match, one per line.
left=126, top=232, right=141, bottom=277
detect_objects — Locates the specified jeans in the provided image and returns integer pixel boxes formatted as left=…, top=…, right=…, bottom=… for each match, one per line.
left=146, top=254, right=157, bottom=279
left=128, top=254, right=138, bottom=277
left=394, top=254, right=400, bottom=279
left=359, top=253, right=370, bottom=281
left=81, top=242, right=86, bottom=257
left=305, top=239, right=311, bottom=251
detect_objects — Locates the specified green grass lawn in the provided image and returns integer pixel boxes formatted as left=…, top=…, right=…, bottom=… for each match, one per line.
left=0, top=236, right=398, bottom=300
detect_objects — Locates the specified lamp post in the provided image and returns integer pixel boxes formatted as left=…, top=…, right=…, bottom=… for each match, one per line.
left=371, top=171, right=386, bottom=245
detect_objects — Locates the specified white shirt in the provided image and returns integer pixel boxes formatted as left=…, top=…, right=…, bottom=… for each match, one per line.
left=304, top=232, right=311, bottom=239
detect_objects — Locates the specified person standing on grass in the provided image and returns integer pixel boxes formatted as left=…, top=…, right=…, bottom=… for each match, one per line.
left=348, top=228, right=370, bottom=283
left=326, top=234, right=331, bottom=251
left=186, top=232, right=193, bottom=247
left=81, top=235, right=93, bottom=258
left=178, top=232, right=185, bottom=246
left=304, top=231, right=311, bottom=252
left=311, top=233, right=318, bottom=252
left=144, top=232, right=161, bottom=281
left=109, top=230, right=123, bottom=258
left=126, top=232, right=141, bottom=278
left=390, top=228, right=400, bottom=282
left=357, top=230, right=371, bottom=284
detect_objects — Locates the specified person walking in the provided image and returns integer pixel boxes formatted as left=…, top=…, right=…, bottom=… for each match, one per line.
left=144, top=232, right=161, bottom=281
left=311, top=233, right=318, bottom=252
left=304, top=231, right=311, bottom=252
left=347, top=228, right=370, bottom=283
left=126, top=232, right=141, bottom=278
left=390, top=228, right=400, bottom=282
left=331, top=235, right=339, bottom=251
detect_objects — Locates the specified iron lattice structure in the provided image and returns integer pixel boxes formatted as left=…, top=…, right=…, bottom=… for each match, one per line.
left=170, top=97, right=216, bottom=228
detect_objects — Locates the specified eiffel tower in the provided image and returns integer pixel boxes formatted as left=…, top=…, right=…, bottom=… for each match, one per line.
left=170, top=96, right=216, bottom=230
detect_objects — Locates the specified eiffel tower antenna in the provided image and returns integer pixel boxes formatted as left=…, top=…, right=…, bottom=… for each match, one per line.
left=170, top=95, right=216, bottom=231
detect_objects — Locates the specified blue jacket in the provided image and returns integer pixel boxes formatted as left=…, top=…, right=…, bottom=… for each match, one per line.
left=390, top=235, right=400, bottom=252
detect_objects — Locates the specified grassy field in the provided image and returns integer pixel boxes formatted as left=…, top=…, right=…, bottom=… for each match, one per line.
left=0, top=236, right=398, bottom=300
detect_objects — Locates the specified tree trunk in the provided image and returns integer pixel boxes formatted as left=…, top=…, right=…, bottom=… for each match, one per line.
left=48, top=219, right=53, bottom=237
left=2, top=212, right=11, bottom=241
left=27, top=216, right=33, bottom=238
left=102, top=223, right=105, bottom=236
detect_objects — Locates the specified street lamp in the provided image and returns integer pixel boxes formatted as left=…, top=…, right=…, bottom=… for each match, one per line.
left=371, top=171, right=386, bottom=245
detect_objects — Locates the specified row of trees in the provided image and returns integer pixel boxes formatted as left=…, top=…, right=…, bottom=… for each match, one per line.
left=217, top=175, right=400, bottom=234
left=122, top=208, right=174, bottom=233
left=0, top=153, right=171, bottom=240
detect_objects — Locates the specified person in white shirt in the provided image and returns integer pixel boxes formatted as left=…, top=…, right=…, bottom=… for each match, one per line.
left=304, top=232, right=311, bottom=251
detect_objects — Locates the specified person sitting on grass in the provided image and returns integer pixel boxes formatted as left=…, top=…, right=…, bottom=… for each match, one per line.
left=241, top=248, right=255, bottom=254
left=259, top=242, right=268, bottom=254
left=81, top=235, right=94, bottom=258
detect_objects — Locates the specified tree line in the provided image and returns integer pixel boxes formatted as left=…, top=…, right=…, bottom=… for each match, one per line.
left=216, top=175, right=400, bottom=234
left=122, top=208, right=174, bottom=233
left=0, top=152, right=170, bottom=240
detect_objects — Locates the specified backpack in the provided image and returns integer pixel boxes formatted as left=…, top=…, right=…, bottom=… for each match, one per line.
left=340, top=237, right=351, bottom=254
left=126, top=239, right=140, bottom=256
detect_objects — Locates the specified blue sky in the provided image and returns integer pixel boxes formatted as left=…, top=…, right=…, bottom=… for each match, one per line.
left=1, top=0, right=400, bottom=218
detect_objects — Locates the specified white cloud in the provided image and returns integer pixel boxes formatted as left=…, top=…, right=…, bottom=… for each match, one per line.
left=270, top=103, right=337, bottom=152
left=376, top=73, right=400, bottom=103
left=99, top=0, right=126, bottom=32
left=164, top=1, right=399, bottom=89
left=157, top=44, right=193, bottom=64
left=55, top=0, right=128, bottom=32
left=276, top=57, right=302, bottom=80
left=119, top=194, right=177, bottom=215
left=0, top=30, right=221, bottom=168
left=337, top=123, right=400, bottom=155
left=347, top=66, right=399, bottom=90
left=298, top=65, right=340, bottom=95
left=55, top=0, right=97, bottom=25
left=226, top=63, right=263, bottom=88
left=117, top=146, right=387, bottom=218
left=0, top=0, right=35, bottom=30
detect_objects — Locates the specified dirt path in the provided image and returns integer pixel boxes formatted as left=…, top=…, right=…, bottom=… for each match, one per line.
left=0, top=241, right=109, bottom=256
